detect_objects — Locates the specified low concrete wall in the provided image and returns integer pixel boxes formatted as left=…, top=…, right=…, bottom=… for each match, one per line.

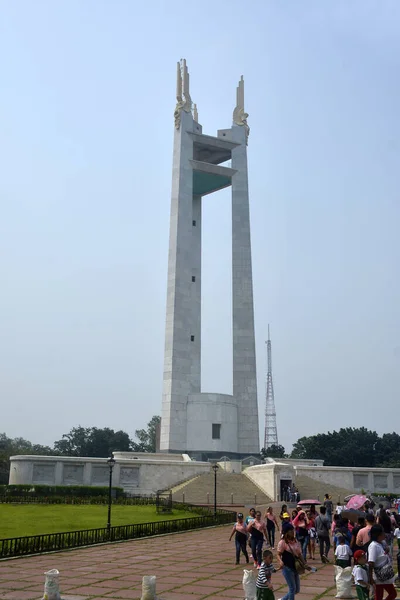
left=9, top=454, right=210, bottom=495
left=242, top=461, right=400, bottom=500
left=244, top=463, right=279, bottom=500
left=295, top=465, right=400, bottom=494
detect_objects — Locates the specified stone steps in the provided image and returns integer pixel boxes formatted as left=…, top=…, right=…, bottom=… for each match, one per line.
left=171, top=471, right=272, bottom=506
left=295, top=473, right=352, bottom=504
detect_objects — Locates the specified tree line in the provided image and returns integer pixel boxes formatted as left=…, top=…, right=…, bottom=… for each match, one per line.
left=262, top=427, right=400, bottom=468
left=0, top=416, right=160, bottom=484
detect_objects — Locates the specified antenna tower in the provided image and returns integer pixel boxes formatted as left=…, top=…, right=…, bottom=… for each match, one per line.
left=264, top=325, right=278, bottom=449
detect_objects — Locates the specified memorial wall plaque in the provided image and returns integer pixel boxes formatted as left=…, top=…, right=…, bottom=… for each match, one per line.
left=374, top=474, right=388, bottom=489
left=63, top=464, right=84, bottom=484
left=33, top=463, right=56, bottom=484
left=91, top=466, right=109, bottom=485
left=354, top=473, right=369, bottom=489
left=120, top=467, right=139, bottom=486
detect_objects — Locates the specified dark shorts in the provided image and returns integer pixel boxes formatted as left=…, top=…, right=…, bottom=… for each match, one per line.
left=336, top=559, right=351, bottom=568
left=355, top=585, right=369, bottom=600
left=256, top=587, right=275, bottom=600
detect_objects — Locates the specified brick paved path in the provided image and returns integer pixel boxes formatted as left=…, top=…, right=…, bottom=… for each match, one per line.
left=0, top=525, right=337, bottom=599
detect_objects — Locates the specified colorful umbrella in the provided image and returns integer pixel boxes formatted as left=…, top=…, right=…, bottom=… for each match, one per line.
left=344, top=494, right=356, bottom=502
left=297, top=499, right=321, bottom=506
left=346, top=495, right=368, bottom=510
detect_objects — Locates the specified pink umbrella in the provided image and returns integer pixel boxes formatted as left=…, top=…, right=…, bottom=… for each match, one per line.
left=346, top=494, right=368, bottom=510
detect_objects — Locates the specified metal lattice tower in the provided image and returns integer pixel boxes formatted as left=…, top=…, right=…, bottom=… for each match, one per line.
left=264, top=325, right=278, bottom=449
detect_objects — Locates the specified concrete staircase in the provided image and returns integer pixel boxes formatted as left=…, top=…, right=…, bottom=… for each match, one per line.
left=171, top=471, right=271, bottom=506
left=295, top=473, right=352, bottom=504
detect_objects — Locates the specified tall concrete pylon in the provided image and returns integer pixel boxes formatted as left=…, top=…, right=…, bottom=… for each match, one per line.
left=160, top=60, right=259, bottom=460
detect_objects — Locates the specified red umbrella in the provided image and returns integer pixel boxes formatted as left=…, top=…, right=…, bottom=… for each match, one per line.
left=346, top=495, right=368, bottom=510
left=297, top=499, right=321, bottom=506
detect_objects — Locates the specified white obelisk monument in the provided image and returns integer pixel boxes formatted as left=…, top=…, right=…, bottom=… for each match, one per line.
left=160, top=60, right=259, bottom=460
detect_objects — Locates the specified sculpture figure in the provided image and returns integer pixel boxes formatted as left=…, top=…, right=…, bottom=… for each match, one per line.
left=233, top=75, right=250, bottom=143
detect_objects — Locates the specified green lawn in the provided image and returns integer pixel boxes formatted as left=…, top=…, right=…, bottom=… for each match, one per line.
left=0, top=504, right=198, bottom=539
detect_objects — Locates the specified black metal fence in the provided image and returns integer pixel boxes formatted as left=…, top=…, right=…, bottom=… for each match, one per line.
left=0, top=495, right=158, bottom=505
left=0, top=510, right=235, bottom=559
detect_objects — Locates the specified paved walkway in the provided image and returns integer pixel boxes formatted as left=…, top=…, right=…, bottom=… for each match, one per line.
left=0, top=525, right=336, bottom=600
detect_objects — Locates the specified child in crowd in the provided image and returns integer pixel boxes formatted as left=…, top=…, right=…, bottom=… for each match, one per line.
left=335, top=534, right=353, bottom=568
left=352, top=550, right=369, bottom=600
left=229, top=512, right=249, bottom=565
left=256, top=549, right=278, bottom=600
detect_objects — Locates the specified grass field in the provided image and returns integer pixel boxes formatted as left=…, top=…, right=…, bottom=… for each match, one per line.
left=0, top=504, right=198, bottom=539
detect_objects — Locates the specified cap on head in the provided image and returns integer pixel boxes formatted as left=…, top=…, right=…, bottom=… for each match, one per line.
left=282, top=512, right=290, bottom=518
left=237, top=513, right=243, bottom=518
left=354, top=550, right=366, bottom=563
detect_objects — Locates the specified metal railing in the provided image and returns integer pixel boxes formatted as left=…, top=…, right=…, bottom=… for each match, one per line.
left=0, top=494, right=157, bottom=505
left=0, top=510, right=235, bottom=559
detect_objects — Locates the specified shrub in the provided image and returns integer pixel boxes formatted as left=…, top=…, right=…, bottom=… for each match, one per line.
left=2, top=485, right=124, bottom=498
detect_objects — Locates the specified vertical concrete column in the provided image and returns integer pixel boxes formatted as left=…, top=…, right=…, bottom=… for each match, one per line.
left=230, top=124, right=260, bottom=456
left=83, top=462, right=92, bottom=485
left=368, top=471, right=374, bottom=492
left=160, top=109, right=195, bottom=452
left=190, top=194, right=202, bottom=393
left=55, top=461, right=63, bottom=485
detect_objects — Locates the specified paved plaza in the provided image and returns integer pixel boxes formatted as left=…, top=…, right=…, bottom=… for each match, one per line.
left=0, top=525, right=336, bottom=600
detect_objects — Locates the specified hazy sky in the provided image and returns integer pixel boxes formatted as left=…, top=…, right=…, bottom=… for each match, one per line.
left=1, top=1, right=399, bottom=454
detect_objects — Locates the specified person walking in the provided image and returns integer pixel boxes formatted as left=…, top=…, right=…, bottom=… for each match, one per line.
left=248, top=511, right=269, bottom=568
left=356, top=514, right=376, bottom=553
left=316, top=506, right=331, bottom=563
left=292, top=509, right=310, bottom=560
left=256, top=549, right=277, bottom=600
left=324, top=494, right=334, bottom=524
left=351, top=517, right=367, bottom=553
left=368, top=524, right=397, bottom=600
left=335, top=534, right=353, bottom=568
left=280, top=505, right=289, bottom=522
left=307, top=510, right=317, bottom=560
left=377, top=508, right=394, bottom=553
left=246, top=507, right=256, bottom=558
left=229, top=512, right=249, bottom=565
left=265, top=506, right=280, bottom=549
left=277, top=525, right=311, bottom=600
left=352, top=550, right=370, bottom=600
left=309, top=505, right=318, bottom=522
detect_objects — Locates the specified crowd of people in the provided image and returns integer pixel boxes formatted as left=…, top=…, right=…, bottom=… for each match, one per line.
left=229, top=494, right=400, bottom=600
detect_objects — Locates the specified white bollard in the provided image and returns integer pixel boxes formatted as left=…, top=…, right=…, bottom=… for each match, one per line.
left=141, top=575, right=156, bottom=600
left=42, top=569, right=61, bottom=600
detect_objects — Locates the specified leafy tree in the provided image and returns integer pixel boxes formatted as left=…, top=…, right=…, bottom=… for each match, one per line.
left=374, top=433, right=400, bottom=468
left=291, top=428, right=380, bottom=467
left=260, top=444, right=286, bottom=459
left=131, top=416, right=161, bottom=452
left=54, top=426, right=131, bottom=457
left=0, top=433, right=54, bottom=484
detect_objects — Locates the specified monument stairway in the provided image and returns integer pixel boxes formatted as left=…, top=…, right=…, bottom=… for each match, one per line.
left=170, top=471, right=272, bottom=507
left=295, top=474, right=352, bottom=504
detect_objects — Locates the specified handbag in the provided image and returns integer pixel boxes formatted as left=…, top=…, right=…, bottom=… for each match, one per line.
left=294, top=556, right=306, bottom=575
left=288, top=543, right=306, bottom=574
left=375, top=558, right=395, bottom=583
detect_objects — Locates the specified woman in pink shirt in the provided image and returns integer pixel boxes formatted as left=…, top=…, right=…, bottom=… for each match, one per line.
left=278, top=526, right=311, bottom=600
left=293, top=509, right=310, bottom=560
left=264, top=506, right=280, bottom=549
left=247, top=510, right=268, bottom=568
left=229, top=512, right=249, bottom=565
